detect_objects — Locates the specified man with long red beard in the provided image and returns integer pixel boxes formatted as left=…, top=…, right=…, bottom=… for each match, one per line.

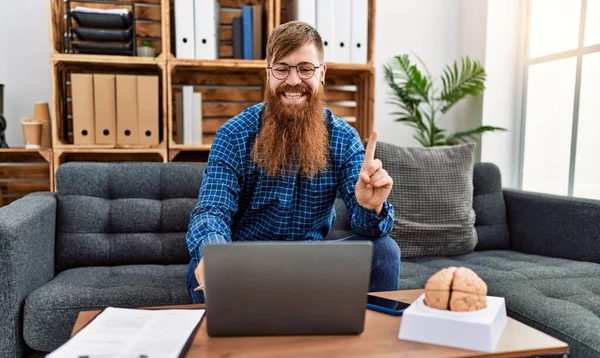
left=185, top=21, right=399, bottom=303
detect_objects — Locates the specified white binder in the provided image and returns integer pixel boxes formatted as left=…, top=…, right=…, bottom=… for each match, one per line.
left=174, top=0, right=195, bottom=58
left=192, top=92, right=203, bottom=144
left=286, top=0, right=316, bottom=28
left=194, top=0, right=220, bottom=59
left=183, top=86, right=194, bottom=145
left=350, top=0, right=368, bottom=64
left=333, top=0, right=351, bottom=63
left=317, top=0, right=336, bottom=63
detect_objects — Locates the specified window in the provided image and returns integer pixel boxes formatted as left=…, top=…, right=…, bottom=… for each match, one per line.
left=520, top=0, right=600, bottom=199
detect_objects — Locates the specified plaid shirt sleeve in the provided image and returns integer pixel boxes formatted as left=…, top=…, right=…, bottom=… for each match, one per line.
left=186, top=128, right=242, bottom=261
left=338, top=128, right=395, bottom=237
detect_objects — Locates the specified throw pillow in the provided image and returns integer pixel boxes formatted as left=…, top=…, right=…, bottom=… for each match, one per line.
left=375, top=142, right=477, bottom=258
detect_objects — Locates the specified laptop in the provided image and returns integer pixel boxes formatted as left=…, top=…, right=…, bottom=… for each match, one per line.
left=203, top=241, right=373, bottom=336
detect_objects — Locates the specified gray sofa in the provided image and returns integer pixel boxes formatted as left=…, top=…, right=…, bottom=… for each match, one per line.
left=1, top=161, right=599, bottom=357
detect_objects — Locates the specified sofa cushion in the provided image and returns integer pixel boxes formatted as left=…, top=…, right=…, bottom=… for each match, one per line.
left=55, top=162, right=206, bottom=270
left=375, top=142, right=477, bottom=258
left=490, top=278, right=600, bottom=358
left=473, top=163, right=510, bottom=250
left=23, top=265, right=191, bottom=353
left=400, top=250, right=600, bottom=289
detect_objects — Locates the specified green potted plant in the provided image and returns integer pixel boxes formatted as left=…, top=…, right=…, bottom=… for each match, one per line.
left=137, top=40, right=156, bottom=57
left=383, top=54, right=506, bottom=147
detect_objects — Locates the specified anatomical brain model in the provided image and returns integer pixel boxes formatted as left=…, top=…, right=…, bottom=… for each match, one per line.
left=424, top=267, right=488, bottom=311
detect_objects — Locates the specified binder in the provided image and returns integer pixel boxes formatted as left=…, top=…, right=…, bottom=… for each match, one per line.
left=350, top=0, right=368, bottom=64
left=192, top=92, right=203, bottom=145
left=194, top=0, right=219, bottom=59
left=71, top=73, right=95, bottom=145
left=242, top=6, right=253, bottom=60
left=317, top=0, right=336, bottom=62
left=136, top=75, right=159, bottom=145
left=116, top=75, right=138, bottom=145
left=93, top=74, right=117, bottom=145
left=174, top=0, right=195, bottom=59
left=232, top=16, right=243, bottom=59
left=183, top=86, right=194, bottom=145
left=333, top=0, right=351, bottom=63
left=252, top=5, right=263, bottom=59
left=286, top=0, right=316, bottom=28
left=174, top=90, right=184, bottom=144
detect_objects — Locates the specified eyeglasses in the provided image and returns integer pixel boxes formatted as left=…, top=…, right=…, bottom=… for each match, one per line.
left=267, top=62, right=322, bottom=80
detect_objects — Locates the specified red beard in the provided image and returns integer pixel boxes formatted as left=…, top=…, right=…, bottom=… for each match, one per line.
left=252, top=83, right=329, bottom=178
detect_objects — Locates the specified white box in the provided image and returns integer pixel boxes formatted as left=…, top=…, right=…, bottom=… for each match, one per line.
left=398, top=293, right=507, bottom=353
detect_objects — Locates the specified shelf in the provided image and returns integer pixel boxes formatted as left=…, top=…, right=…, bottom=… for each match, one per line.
left=53, top=143, right=166, bottom=151
left=326, top=63, right=374, bottom=73
left=52, top=53, right=166, bottom=66
left=0, top=148, right=53, bottom=163
left=0, top=148, right=52, bottom=154
left=168, top=58, right=267, bottom=70
left=53, top=147, right=167, bottom=154
left=169, top=144, right=212, bottom=151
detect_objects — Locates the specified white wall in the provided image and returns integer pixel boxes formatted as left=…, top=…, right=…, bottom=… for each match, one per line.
left=480, top=0, right=525, bottom=188
left=0, top=0, right=51, bottom=147
left=374, top=0, right=463, bottom=147
left=374, top=0, right=524, bottom=187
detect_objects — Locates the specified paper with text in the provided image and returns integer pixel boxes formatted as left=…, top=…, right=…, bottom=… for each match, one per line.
left=47, top=307, right=205, bottom=358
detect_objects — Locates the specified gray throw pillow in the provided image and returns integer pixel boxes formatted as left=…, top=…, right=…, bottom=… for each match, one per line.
left=375, top=142, right=477, bottom=258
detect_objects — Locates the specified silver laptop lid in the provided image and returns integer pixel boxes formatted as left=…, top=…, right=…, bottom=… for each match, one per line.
left=203, top=241, right=373, bottom=336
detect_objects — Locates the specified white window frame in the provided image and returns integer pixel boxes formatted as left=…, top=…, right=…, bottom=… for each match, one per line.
left=518, top=0, right=600, bottom=195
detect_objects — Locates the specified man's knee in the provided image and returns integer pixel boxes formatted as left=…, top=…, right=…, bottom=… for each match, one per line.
left=372, top=235, right=401, bottom=265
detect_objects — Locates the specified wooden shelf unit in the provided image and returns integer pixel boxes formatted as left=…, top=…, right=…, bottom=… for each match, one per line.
left=0, top=149, right=53, bottom=206
left=47, top=0, right=377, bottom=185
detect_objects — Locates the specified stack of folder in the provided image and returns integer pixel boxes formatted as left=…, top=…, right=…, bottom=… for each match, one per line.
left=174, top=0, right=220, bottom=59
left=286, top=0, right=368, bottom=64
left=70, top=73, right=159, bottom=146
left=70, top=6, right=135, bottom=56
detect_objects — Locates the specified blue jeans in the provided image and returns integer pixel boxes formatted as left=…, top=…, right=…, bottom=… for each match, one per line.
left=186, top=235, right=401, bottom=304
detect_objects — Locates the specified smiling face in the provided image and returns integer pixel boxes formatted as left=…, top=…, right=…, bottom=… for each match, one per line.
left=267, top=43, right=327, bottom=106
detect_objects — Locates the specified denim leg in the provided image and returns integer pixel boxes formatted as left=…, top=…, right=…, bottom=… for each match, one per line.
left=341, top=235, right=401, bottom=292
left=186, top=259, right=205, bottom=304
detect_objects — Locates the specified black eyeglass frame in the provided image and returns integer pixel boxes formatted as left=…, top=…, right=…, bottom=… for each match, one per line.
left=266, top=62, right=324, bottom=80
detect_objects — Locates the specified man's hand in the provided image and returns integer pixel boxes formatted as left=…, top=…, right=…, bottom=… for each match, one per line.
left=194, top=257, right=205, bottom=289
left=355, top=131, right=393, bottom=215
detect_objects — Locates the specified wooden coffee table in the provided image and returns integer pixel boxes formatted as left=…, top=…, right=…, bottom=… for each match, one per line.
left=72, top=289, right=568, bottom=357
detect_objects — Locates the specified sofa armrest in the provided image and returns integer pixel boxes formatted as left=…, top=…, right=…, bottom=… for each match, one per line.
left=504, top=188, right=600, bottom=263
left=0, top=192, right=57, bottom=357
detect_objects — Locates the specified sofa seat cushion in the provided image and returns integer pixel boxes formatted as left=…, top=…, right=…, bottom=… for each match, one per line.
left=400, top=250, right=600, bottom=289
left=23, top=265, right=190, bottom=353
left=491, top=278, right=600, bottom=357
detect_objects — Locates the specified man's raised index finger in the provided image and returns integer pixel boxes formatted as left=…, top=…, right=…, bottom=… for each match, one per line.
left=363, top=131, right=378, bottom=167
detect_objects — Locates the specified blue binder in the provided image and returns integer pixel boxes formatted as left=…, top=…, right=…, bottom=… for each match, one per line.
left=242, top=6, right=253, bottom=59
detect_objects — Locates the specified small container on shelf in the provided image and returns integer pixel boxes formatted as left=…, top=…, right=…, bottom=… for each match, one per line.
left=72, top=28, right=133, bottom=42
left=71, top=41, right=134, bottom=56
left=71, top=7, right=133, bottom=29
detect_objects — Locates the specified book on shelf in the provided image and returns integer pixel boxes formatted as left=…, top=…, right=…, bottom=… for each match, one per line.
left=233, top=16, right=243, bottom=59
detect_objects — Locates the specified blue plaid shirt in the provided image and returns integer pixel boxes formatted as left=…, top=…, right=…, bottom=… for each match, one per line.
left=186, top=103, right=394, bottom=261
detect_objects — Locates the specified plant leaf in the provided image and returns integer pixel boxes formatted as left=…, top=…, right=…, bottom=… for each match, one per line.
left=446, top=125, right=507, bottom=143
left=438, top=56, right=486, bottom=113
